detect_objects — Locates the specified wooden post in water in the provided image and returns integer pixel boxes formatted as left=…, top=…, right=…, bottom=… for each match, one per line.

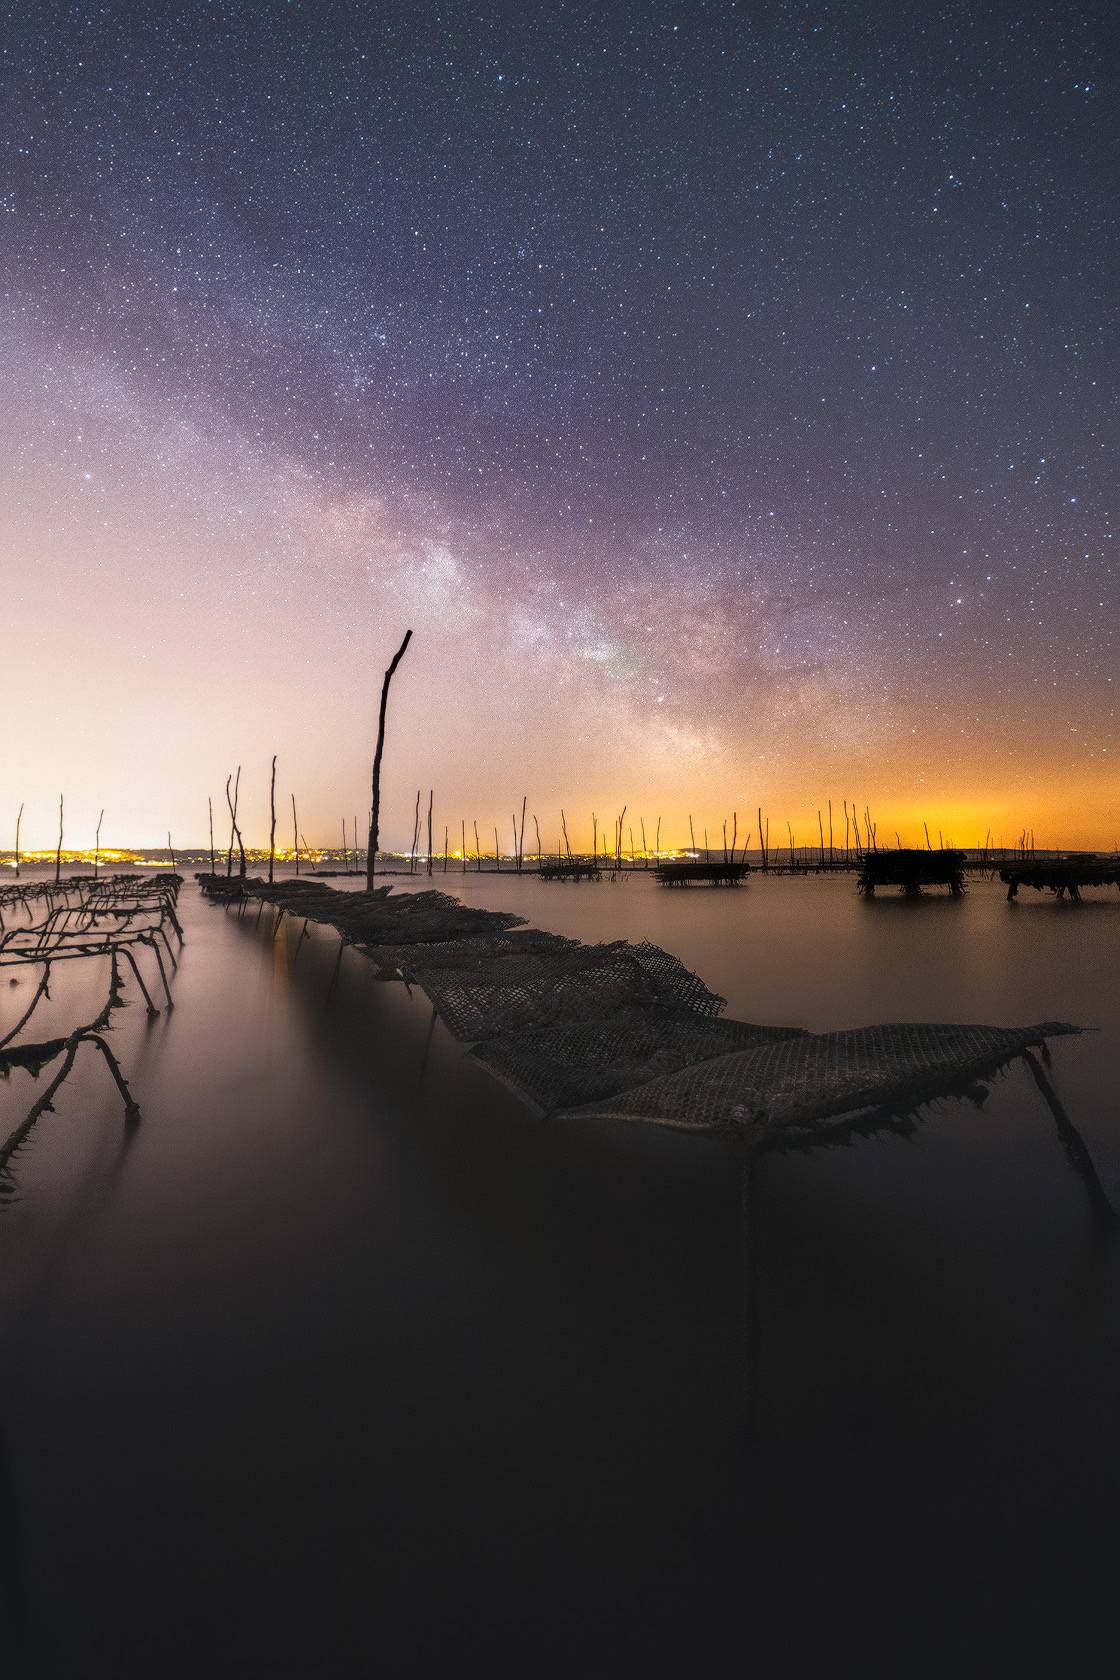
left=655, top=816, right=661, bottom=860
left=474, top=820, right=481, bottom=872
left=225, top=774, right=235, bottom=876
left=818, top=810, right=824, bottom=867
left=641, top=817, right=648, bottom=868
left=365, top=628, right=413, bottom=889
left=689, top=815, right=696, bottom=857
left=292, top=795, right=300, bottom=876
left=268, top=755, right=277, bottom=884
left=533, top=815, right=542, bottom=871
left=427, top=791, right=434, bottom=878
left=461, top=818, right=467, bottom=874
left=54, top=793, right=64, bottom=885
left=167, top=831, right=177, bottom=871
left=518, top=796, right=527, bottom=873
left=828, top=799, right=833, bottom=865
left=14, top=802, right=23, bottom=879
left=617, top=805, right=627, bottom=870
left=411, top=792, right=421, bottom=874
left=444, top=826, right=449, bottom=872
left=208, top=797, right=215, bottom=877
left=494, top=825, right=500, bottom=871
left=561, top=809, right=572, bottom=861
left=95, top=808, right=104, bottom=879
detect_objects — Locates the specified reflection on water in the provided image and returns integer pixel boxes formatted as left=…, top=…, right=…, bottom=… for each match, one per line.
left=1, top=866, right=1119, bottom=1670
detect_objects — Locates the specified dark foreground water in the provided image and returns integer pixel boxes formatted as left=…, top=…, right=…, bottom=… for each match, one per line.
left=2, top=865, right=1119, bottom=1673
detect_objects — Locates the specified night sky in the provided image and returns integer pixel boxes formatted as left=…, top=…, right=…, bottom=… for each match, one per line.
left=2, top=1, right=1115, bottom=850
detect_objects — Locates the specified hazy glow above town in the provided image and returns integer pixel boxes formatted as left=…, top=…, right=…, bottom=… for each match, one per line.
left=1, top=5, right=1115, bottom=852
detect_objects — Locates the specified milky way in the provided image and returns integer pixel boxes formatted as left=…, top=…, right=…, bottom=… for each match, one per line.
left=1, top=1, right=1115, bottom=849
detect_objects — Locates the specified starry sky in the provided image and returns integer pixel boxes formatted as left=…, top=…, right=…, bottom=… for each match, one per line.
left=1, top=0, right=1116, bottom=852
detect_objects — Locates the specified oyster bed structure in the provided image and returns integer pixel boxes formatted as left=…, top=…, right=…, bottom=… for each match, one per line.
left=0, top=874, right=184, bottom=1187
left=199, top=875, right=1080, bottom=1153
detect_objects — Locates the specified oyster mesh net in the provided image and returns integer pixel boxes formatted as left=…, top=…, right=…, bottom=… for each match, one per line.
left=558, top=1021, right=1077, bottom=1136
left=473, top=1010, right=806, bottom=1113
left=201, top=878, right=1076, bottom=1135
left=407, top=940, right=724, bottom=1042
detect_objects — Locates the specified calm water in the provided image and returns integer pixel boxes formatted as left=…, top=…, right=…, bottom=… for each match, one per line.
left=2, top=865, right=1118, bottom=1671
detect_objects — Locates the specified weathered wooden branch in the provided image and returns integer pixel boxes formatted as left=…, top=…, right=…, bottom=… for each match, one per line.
left=366, top=628, right=413, bottom=889
left=55, top=793, right=64, bottom=885
left=269, top=754, right=277, bottom=884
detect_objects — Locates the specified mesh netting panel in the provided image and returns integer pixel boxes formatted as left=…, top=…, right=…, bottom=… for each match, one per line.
left=472, top=1010, right=807, bottom=1113
left=410, top=941, right=676, bottom=1041
left=245, top=882, right=526, bottom=946
left=626, top=942, right=726, bottom=1016
left=560, top=1021, right=1078, bottom=1136
left=363, top=929, right=578, bottom=976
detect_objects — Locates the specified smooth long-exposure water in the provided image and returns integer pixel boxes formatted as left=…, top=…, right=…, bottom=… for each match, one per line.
left=2, top=865, right=1118, bottom=1672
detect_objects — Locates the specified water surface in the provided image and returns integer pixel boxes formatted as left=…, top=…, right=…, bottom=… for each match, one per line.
left=2, top=866, right=1118, bottom=1671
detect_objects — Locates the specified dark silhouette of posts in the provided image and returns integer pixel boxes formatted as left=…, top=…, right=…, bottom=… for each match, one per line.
left=366, top=628, right=413, bottom=890
left=95, top=808, right=104, bottom=879
left=14, top=802, right=22, bottom=879
left=55, top=794, right=64, bottom=885
left=208, top=797, right=216, bottom=876
left=292, top=795, right=300, bottom=876
left=226, top=768, right=246, bottom=877
left=268, top=755, right=277, bottom=884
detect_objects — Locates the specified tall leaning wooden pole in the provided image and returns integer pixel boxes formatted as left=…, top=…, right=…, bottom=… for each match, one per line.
left=367, top=629, right=413, bottom=891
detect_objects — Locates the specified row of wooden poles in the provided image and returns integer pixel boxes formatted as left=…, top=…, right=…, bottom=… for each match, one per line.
left=6, top=629, right=1048, bottom=883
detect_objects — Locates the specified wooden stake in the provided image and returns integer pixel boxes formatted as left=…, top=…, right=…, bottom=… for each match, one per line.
left=268, top=754, right=277, bottom=884
left=14, top=801, right=23, bottom=879
left=292, top=795, right=300, bottom=876
left=366, top=628, right=413, bottom=888
left=55, top=793, right=64, bottom=885
left=427, top=791, right=433, bottom=878
left=95, top=808, right=104, bottom=879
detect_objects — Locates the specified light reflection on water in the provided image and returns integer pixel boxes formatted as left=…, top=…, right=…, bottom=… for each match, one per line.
left=1, top=865, right=1119, bottom=1669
